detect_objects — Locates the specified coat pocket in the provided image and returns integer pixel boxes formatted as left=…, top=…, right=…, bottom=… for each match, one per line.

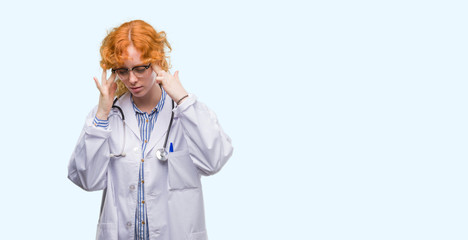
left=167, top=149, right=201, bottom=190
left=95, top=223, right=118, bottom=240
left=189, top=231, right=208, bottom=240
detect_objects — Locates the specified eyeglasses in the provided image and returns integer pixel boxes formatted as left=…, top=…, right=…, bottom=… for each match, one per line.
left=112, top=63, right=151, bottom=80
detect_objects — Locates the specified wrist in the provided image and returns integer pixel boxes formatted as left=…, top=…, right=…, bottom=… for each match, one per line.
left=176, top=94, right=189, bottom=105
left=93, top=116, right=110, bottom=128
left=171, top=89, right=188, bottom=104
left=96, top=110, right=110, bottom=120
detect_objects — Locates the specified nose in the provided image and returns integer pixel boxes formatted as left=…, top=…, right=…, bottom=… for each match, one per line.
left=128, top=71, right=138, bottom=84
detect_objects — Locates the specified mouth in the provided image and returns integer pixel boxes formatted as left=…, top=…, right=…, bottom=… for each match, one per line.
left=130, top=86, right=142, bottom=91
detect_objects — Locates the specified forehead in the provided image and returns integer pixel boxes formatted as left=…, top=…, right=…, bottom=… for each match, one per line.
left=122, top=45, right=143, bottom=67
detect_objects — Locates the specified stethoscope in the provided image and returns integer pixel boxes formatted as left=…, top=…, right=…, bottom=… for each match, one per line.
left=109, top=96, right=174, bottom=162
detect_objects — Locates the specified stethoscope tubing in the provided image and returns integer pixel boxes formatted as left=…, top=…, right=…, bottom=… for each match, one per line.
left=162, top=100, right=174, bottom=155
left=110, top=96, right=174, bottom=161
left=109, top=98, right=126, bottom=158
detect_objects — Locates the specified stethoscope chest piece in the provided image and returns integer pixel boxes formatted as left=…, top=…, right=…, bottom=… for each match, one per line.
left=111, top=95, right=175, bottom=162
left=156, top=148, right=168, bottom=161
left=155, top=98, right=175, bottom=162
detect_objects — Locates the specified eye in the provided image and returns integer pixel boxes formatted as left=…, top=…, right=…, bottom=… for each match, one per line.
left=116, top=69, right=129, bottom=75
left=133, top=66, right=147, bottom=74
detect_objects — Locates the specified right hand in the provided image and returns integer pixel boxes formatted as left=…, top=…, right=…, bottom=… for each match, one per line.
left=93, top=69, right=117, bottom=120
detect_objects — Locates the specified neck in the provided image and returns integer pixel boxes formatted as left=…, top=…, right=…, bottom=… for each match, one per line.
left=132, top=84, right=162, bottom=113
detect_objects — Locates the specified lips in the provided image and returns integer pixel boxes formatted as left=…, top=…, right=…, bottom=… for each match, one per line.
left=130, top=86, right=143, bottom=92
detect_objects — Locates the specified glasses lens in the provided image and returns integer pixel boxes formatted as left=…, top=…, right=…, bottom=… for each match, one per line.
left=133, top=66, right=148, bottom=77
left=115, top=69, right=128, bottom=79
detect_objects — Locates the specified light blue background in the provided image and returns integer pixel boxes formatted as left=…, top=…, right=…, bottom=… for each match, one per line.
left=0, top=0, right=466, bottom=239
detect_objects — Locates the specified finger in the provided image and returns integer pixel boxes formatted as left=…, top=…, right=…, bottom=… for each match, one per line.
left=101, top=69, right=107, bottom=83
left=111, top=81, right=117, bottom=92
left=155, top=75, right=164, bottom=84
left=157, top=70, right=167, bottom=76
left=174, top=70, right=179, bottom=80
left=108, top=72, right=117, bottom=83
left=93, top=77, right=102, bottom=92
left=152, top=63, right=163, bottom=73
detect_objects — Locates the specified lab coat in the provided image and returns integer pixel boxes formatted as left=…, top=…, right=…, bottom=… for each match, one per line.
left=68, top=92, right=233, bottom=240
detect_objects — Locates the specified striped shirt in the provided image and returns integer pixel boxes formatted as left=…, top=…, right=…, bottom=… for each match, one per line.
left=132, top=90, right=166, bottom=239
left=93, top=89, right=166, bottom=240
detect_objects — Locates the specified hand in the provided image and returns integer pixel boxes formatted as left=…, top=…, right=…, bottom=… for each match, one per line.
left=93, top=69, right=117, bottom=120
left=152, top=64, right=188, bottom=104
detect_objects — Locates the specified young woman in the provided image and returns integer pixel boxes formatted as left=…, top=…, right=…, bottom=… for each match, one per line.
left=68, top=20, right=233, bottom=240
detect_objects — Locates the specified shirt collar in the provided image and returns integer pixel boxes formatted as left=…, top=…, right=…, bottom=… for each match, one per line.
left=131, top=88, right=167, bottom=115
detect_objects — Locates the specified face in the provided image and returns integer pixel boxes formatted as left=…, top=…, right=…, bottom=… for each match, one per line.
left=117, top=45, right=157, bottom=98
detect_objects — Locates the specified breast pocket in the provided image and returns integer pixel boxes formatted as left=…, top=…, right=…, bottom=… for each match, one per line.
left=167, top=149, right=201, bottom=190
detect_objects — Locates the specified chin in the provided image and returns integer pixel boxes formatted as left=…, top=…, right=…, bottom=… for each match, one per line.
left=132, top=92, right=146, bottom=98
left=128, top=88, right=146, bottom=97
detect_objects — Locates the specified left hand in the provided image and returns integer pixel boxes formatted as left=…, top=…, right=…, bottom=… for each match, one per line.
left=152, top=64, right=189, bottom=104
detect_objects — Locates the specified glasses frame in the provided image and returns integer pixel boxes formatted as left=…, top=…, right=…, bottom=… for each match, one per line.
left=111, top=63, right=152, bottom=79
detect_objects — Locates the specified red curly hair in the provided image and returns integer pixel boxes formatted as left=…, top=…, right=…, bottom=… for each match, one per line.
left=99, top=20, right=172, bottom=96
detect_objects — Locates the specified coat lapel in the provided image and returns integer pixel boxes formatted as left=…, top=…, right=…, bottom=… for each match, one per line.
left=145, top=94, right=173, bottom=156
left=115, top=93, right=141, bottom=141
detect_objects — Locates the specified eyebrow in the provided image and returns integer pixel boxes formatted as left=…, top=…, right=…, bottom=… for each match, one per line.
left=113, top=63, right=149, bottom=70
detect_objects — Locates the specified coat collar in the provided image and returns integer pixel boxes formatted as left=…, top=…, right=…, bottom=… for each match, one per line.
left=115, top=92, right=174, bottom=156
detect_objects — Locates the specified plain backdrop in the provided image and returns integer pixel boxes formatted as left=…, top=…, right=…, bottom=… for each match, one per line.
left=0, top=0, right=467, bottom=239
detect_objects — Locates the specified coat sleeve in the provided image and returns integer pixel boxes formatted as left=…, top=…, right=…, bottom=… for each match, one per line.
left=173, top=94, right=234, bottom=176
left=68, top=106, right=112, bottom=191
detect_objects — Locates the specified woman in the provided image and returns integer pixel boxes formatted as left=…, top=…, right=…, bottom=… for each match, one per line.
left=68, top=20, right=233, bottom=240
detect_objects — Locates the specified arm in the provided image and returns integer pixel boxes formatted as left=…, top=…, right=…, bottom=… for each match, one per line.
left=174, top=95, right=234, bottom=176
left=68, top=108, right=112, bottom=191
left=153, top=66, right=233, bottom=175
left=68, top=69, right=116, bottom=191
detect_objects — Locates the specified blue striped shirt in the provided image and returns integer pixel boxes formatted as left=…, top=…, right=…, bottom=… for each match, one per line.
left=132, top=90, right=166, bottom=239
left=93, top=89, right=166, bottom=240
left=93, top=117, right=109, bottom=128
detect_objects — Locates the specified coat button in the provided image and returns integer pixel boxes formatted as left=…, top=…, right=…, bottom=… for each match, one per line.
left=127, top=222, right=132, bottom=227
left=129, top=185, right=135, bottom=190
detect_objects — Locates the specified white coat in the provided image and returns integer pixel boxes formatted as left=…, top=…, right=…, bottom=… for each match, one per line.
left=68, top=92, right=233, bottom=240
